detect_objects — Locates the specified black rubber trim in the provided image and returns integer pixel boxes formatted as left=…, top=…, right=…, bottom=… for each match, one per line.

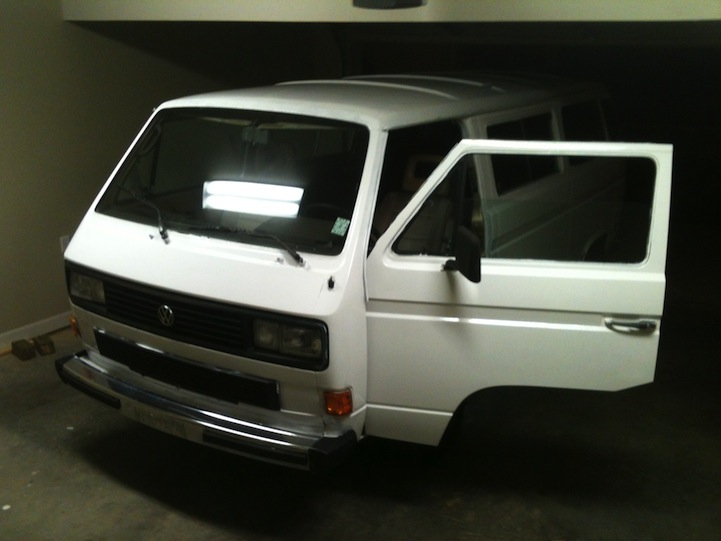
left=203, top=430, right=309, bottom=467
left=95, top=331, right=281, bottom=410
left=309, top=430, right=358, bottom=473
left=203, top=429, right=357, bottom=472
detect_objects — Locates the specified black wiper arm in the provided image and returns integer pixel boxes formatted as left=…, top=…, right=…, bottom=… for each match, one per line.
left=186, top=225, right=304, bottom=266
left=258, top=232, right=305, bottom=266
left=121, top=188, right=169, bottom=244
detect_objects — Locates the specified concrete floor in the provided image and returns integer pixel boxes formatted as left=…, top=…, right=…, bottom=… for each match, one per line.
left=1, top=228, right=720, bottom=540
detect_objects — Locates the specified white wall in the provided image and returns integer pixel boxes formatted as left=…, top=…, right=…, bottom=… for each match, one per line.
left=0, top=0, right=220, bottom=344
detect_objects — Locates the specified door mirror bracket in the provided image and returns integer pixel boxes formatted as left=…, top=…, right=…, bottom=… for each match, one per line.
left=443, top=226, right=481, bottom=283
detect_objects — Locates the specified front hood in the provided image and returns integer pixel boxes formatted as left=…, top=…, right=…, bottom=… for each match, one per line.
left=65, top=213, right=346, bottom=317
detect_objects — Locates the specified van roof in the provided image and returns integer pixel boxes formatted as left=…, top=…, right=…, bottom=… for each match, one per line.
left=161, top=73, right=604, bottom=130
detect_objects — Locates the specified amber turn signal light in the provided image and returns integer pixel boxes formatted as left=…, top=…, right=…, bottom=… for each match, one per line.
left=324, top=388, right=353, bottom=417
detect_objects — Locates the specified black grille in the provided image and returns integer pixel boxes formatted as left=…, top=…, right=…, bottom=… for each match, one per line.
left=66, top=262, right=329, bottom=371
left=96, top=331, right=280, bottom=409
left=103, top=280, right=250, bottom=355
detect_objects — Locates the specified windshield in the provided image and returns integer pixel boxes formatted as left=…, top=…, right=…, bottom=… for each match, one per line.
left=96, top=108, right=369, bottom=255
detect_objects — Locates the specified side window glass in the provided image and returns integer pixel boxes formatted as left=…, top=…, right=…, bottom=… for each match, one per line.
left=487, top=114, right=558, bottom=194
left=394, top=155, right=482, bottom=257
left=395, top=151, right=655, bottom=265
left=483, top=153, right=656, bottom=263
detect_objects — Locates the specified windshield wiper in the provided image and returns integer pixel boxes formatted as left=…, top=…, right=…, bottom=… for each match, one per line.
left=255, top=231, right=305, bottom=266
left=186, top=225, right=304, bottom=266
left=121, top=188, right=169, bottom=244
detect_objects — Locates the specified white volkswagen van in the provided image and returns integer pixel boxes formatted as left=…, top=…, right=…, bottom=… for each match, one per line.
left=57, top=74, right=672, bottom=470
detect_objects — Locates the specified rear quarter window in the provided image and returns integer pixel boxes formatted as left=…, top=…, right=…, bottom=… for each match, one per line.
left=487, top=113, right=557, bottom=195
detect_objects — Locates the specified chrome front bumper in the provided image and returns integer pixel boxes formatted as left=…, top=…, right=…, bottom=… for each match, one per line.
left=55, top=353, right=356, bottom=471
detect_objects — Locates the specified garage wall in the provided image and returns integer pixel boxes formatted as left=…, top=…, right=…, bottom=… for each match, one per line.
left=0, top=1, right=221, bottom=345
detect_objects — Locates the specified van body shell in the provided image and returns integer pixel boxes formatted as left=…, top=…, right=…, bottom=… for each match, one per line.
left=57, top=74, right=672, bottom=470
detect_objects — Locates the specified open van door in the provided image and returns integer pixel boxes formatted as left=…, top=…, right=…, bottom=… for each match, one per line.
left=365, top=140, right=672, bottom=445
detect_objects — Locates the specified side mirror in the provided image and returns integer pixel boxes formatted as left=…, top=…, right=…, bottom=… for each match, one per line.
left=443, top=226, right=481, bottom=283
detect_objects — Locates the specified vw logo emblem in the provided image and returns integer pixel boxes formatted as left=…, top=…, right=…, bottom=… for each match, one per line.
left=157, top=304, right=175, bottom=327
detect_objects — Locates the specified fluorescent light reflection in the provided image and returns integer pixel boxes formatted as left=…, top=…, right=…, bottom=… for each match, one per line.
left=466, top=318, right=601, bottom=332
left=203, top=180, right=303, bottom=217
left=439, top=316, right=599, bottom=332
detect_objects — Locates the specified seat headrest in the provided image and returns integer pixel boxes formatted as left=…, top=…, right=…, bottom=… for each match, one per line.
left=402, top=154, right=442, bottom=192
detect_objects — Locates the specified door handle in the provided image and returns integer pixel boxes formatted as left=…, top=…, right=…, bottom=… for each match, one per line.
left=604, top=318, right=657, bottom=334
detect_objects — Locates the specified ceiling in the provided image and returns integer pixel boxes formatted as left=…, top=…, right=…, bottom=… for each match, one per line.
left=61, top=0, right=721, bottom=23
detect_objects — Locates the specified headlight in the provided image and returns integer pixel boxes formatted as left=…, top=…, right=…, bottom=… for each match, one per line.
left=280, top=326, right=324, bottom=359
left=68, top=271, right=106, bottom=305
left=253, top=320, right=280, bottom=350
left=253, top=319, right=327, bottom=367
